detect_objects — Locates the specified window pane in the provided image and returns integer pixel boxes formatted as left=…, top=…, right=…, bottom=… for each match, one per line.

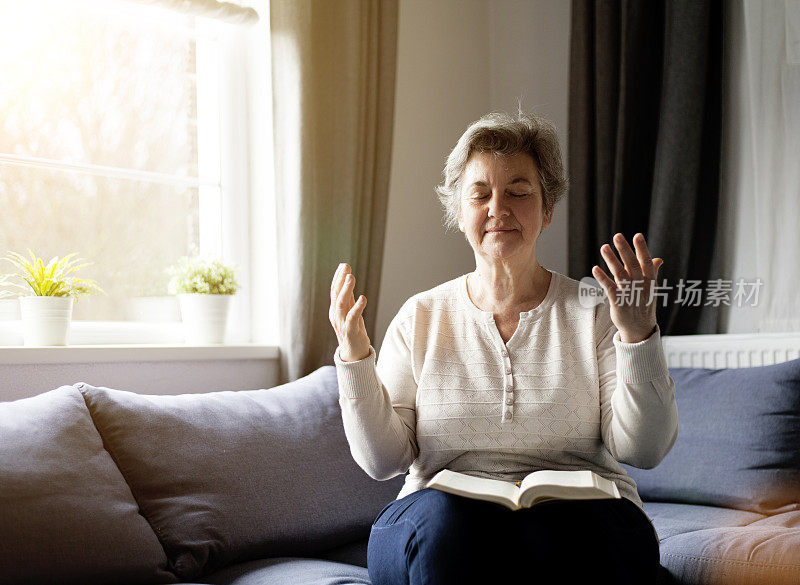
left=0, top=166, right=201, bottom=321
left=0, top=0, right=217, bottom=323
left=0, top=0, right=200, bottom=178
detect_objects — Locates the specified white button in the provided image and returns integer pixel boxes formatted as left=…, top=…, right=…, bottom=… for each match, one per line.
left=505, top=398, right=513, bottom=405
left=505, top=366, right=511, bottom=374
left=501, top=349, right=508, bottom=357
left=503, top=412, right=512, bottom=420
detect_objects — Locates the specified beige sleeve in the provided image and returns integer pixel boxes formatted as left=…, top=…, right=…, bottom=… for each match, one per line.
left=334, top=310, right=419, bottom=481
left=595, top=302, right=679, bottom=469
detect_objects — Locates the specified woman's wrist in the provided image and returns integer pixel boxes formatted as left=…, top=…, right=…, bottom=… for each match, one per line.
left=338, top=345, right=371, bottom=362
left=618, top=325, right=657, bottom=344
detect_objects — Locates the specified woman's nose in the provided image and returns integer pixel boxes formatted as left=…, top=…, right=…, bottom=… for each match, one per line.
left=487, top=192, right=510, bottom=217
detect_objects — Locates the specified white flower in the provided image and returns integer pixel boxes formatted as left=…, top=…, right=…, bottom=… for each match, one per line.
left=167, top=255, right=239, bottom=295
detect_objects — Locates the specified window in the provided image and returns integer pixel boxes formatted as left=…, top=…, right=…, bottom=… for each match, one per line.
left=0, top=0, right=271, bottom=345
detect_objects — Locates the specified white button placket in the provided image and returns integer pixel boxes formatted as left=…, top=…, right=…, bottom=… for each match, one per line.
left=501, top=346, right=514, bottom=423
left=485, top=314, right=514, bottom=424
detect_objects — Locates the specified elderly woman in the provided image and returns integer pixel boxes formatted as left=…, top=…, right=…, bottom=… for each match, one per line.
left=328, top=111, right=678, bottom=584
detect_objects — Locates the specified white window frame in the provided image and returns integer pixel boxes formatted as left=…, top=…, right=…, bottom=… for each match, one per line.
left=0, top=0, right=278, bottom=348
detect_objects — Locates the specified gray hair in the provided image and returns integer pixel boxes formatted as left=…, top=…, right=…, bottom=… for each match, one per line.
left=435, top=110, right=568, bottom=232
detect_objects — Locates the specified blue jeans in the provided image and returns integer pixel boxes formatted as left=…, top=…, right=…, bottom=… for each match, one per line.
left=367, top=488, right=660, bottom=585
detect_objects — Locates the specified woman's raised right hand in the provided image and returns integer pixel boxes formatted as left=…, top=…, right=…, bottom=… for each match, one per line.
left=329, top=263, right=371, bottom=362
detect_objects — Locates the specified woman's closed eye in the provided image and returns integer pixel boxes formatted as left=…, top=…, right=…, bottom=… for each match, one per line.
left=470, top=190, right=530, bottom=200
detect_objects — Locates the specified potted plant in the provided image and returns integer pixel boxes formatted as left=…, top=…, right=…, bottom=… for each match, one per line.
left=1, top=250, right=103, bottom=346
left=167, top=256, right=239, bottom=344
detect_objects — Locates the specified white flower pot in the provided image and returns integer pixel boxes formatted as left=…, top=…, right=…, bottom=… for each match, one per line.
left=177, top=294, right=232, bottom=344
left=19, top=296, right=74, bottom=346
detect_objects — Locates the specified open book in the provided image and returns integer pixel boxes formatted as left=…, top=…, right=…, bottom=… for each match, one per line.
left=425, top=469, right=621, bottom=511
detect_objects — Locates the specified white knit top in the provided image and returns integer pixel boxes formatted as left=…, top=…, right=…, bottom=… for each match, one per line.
left=334, top=271, right=678, bottom=509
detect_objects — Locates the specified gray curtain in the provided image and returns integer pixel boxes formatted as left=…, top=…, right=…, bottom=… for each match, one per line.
left=270, top=0, right=398, bottom=382
left=568, top=0, right=722, bottom=334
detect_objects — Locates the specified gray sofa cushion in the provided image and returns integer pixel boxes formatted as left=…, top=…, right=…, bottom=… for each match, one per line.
left=623, top=358, right=800, bottom=514
left=200, top=557, right=370, bottom=585
left=643, top=502, right=765, bottom=542
left=315, top=537, right=368, bottom=568
left=658, top=509, right=800, bottom=585
left=78, top=367, right=403, bottom=581
left=0, top=386, right=173, bottom=585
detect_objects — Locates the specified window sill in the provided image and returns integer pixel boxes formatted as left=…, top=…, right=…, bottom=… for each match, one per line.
left=0, top=320, right=267, bottom=346
left=0, top=343, right=279, bottom=365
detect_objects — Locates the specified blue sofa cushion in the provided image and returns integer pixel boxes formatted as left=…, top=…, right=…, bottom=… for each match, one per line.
left=78, top=367, right=404, bottom=581
left=0, top=386, right=174, bottom=585
left=623, top=358, right=800, bottom=514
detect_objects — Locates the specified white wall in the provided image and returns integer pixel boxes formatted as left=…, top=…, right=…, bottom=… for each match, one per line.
left=375, top=0, right=572, bottom=347
left=487, top=0, right=571, bottom=282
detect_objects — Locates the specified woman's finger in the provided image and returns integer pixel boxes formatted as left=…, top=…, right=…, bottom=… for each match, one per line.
left=336, top=273, right=356, bottom=319
left=592, top=265, right=618, bottom=302
left=345, top=295, right=367, bottom=328
left=330, top=263, right=345, bottom=301
left=632, top=234, right=655, bottom=280
left=613, top=234, right=644, bottom=280
left=331, top=263, right=350, bottom=301
left=332, top=265, right=352, bottom=306
left=600, top=243, right=627, bottom=283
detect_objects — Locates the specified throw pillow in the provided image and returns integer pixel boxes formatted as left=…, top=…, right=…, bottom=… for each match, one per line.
left=78, top=367, right=404, bottom=580
left=623, top=358, right=800, bottom=514
left=0, top=386, right=173, bottom=585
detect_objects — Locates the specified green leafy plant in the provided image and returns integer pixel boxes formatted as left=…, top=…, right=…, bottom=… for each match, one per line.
left=1, top=250, right=104, bottom=300
left=167, top=256, right=239, bottom=295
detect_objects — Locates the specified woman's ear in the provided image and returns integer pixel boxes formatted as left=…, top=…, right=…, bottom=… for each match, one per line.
left=537, top=206, right=553, bottom=239
left=543, top=209, right=553, bottom=229
left=540, top=202, right=553, bottom=230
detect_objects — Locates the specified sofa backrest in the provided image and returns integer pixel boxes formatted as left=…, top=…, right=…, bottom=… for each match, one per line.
left=78, top=366, right=404, bottom=581
left=623, top=357, right=800, bottom=515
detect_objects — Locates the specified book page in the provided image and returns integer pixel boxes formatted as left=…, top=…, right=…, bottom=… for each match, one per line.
left=518, top=470, right=620, bottom=508
left=426, top=469, right=520, bottom=510
left=520, top=469, right=596, bottom=491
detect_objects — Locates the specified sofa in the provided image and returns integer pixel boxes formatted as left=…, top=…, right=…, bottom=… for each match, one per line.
left=0, top=367, right=404, bottom=585
left=1, top=333, right=799, bottom=585
left=624, top=333, right=800, bottom=585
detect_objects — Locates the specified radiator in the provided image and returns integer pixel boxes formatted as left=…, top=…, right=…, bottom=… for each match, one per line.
left=662, top=332, right=800, bottom=369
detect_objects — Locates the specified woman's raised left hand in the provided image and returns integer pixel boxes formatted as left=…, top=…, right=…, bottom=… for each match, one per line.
left=592, top=233, right=664, bottom=343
